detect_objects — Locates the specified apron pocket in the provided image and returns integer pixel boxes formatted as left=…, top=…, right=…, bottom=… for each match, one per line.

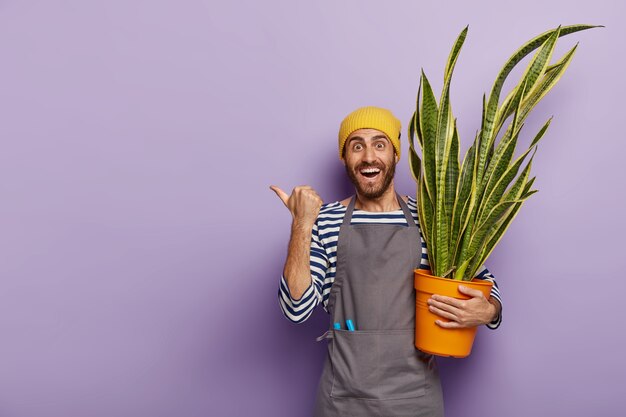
left=330, top=329, right=426, bottom=400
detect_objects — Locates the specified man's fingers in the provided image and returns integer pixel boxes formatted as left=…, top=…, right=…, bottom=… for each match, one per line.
left=435, top=320, right=463, bottom=329
left=269, top=185, right=289, bottom=207
left=428, top=305, right=458, bottom=321
left=428, top=298, right=462, bottom=317
left=458, top=285, right=484, bottom=298
left=430, top=294, right=465, bottom=309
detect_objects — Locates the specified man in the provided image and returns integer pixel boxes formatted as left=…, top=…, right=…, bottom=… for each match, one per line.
left=271, top=106, right=502, bottom=417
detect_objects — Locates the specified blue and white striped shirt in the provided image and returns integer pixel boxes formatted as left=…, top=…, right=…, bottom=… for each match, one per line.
left=278, top=196, right=502, bottom=329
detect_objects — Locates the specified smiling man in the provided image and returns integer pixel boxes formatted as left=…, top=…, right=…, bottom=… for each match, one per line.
left=342, top=128, right=396, bottom=201
left=271, top=106, right=502, bottom=417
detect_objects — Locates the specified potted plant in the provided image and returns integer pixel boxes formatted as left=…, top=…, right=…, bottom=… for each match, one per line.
left=408, top=24, right=599, bottom=357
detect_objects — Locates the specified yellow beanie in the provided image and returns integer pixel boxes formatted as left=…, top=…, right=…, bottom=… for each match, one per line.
left=338, top=106, right=402, bottom=160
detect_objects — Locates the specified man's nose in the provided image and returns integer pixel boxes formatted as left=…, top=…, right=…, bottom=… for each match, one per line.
left=363, top=145, right=376, bottom=162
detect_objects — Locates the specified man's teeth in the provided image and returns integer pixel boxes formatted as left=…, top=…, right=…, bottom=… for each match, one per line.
left=360, top=168, right=381, bottom=174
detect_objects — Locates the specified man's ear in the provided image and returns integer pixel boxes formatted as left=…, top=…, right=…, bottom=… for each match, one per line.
left=395, top=155, right=399, bottom=164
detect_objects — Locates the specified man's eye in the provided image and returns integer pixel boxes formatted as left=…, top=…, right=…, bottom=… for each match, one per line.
left=354, top=144, right=363, bottom=151
left=376, top=142, right=385, bottom=149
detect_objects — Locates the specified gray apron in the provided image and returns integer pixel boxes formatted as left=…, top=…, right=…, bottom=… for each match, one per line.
left=314, top=193, right=444, bottom=417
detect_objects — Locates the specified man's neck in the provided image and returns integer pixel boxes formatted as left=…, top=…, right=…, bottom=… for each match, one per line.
left=354, top=185, right=400, bottom=212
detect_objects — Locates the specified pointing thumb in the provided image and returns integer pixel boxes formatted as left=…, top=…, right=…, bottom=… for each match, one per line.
left=270, top=185, right=289, bottom=207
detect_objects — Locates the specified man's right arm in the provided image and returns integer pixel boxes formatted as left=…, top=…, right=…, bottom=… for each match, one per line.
left=277, top=220, right=327, bottom=323
left=271, top=185, right=325, bottom=323
left=283, top=221, right=315, bottom=300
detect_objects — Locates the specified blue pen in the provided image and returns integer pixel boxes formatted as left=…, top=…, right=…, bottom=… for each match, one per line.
left=333, top=322, right=341, bottom=330
left=346, top=319, right=355, bottom=331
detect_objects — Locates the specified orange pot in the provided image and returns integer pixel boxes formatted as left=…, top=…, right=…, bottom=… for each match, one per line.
left=414, top=269, right=493, bottom=358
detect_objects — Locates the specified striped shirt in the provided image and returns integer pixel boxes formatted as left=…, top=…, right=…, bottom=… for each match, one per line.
left=278, top=196, right=502, bottom=329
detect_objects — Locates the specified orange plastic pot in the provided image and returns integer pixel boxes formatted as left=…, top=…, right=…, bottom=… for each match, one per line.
left=414, top=269, right=493, bottom=358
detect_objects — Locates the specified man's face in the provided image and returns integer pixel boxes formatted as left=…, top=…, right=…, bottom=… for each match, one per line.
left=343, top=128, right=398, bottom=199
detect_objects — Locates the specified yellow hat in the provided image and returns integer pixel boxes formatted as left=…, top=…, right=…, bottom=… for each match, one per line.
left=338, top=106, right=402, bottom=160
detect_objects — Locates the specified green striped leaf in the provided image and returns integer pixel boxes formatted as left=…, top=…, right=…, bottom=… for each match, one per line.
left=478, top=138, right=536, bottom=228
left=464, top=199, right=521, bottom=278
left=410, top=81, right=423, bottom=150
left=493, top=39, right=566, bottom=141
left=493, top=29, right=557, bottom=134
left=445, top=119, right=460, bottom=221
left=503, top=150, right=535, bottom=202
left=415, top=81, right=423, bottom=148
left=492, top=28, right=558, bottom=139
left=419, top=71, right=439, bottom=202
left=450, top=135, right=477, bottom=263
left=432, top=27, right=468, bottom=277
left=477, top=25, right=597, bottom=187
left=453, top=145, right=480, bottom=279
left=409, top=144, right=422, bottom=184
left=444, top=25, right=468, bottom=81
left=476, top=79, right=527, bottom=223
left=471, top=179, right=540, bottom=278
left=418, top=173, right=435, bottom=267
left=408, top=24, right=598, bottom=278
left=454, top=258, right=473, bottom=281
left=408, top=110, right=416, bottom=149
left=523, top=177, right=536, bottom=195
left=518, top=27, right=561, bottom=100
left=521, top=188, right=538, bottom=199
left=434, top=173, right=450, bottom=276
left=530, top=117, right=552, bottom=148
left=519, top=45, right=579, bottom=122
left=446, top=121, right=461, bottom=261
left=470, top=201, right=522, bottom=279
left=477, top=79, right=528, bottom=211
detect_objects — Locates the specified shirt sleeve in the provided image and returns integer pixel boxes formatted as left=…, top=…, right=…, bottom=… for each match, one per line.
left=475, top=265, right=502, bottom=330
left=278, top=221, right=327, bottom=324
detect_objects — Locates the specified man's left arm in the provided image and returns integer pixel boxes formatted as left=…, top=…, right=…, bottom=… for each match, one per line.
left=426, top=266, right=502, bottom=329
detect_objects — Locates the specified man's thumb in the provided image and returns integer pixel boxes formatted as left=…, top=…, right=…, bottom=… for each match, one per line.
left=458, top=285, right=482, bottom=298
left=269, top=185, right=289, bottom=207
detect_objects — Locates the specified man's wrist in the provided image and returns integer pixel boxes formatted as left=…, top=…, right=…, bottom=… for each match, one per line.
left=292, top=219, right=314, bottom=233
left=487, top=297, right=501, bottom=323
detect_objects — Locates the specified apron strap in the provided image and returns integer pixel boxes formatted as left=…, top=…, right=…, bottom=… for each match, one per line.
left=397, top=193, right=417, bottom=228
left=342, top=196, right=357, bottom=227
left=343, top=192, right=415, bottom=228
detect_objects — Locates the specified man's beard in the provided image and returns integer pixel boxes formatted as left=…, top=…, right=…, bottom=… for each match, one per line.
left=345, top=160, right=396, bottom=199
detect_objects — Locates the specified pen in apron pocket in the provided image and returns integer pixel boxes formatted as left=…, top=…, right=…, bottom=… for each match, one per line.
left=346, top=319, right=355, bottom=331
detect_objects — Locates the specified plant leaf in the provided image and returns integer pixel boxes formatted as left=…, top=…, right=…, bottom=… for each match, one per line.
left=470, top=187, right=538, bottom=278
left=444, top=25, right=469, bottom=81
left=411, top=79, right=423, bottom=149
left=477, top=24, right=597, bottom=187
left=464, top=199, right=521, bottom=278
left=409, top=145, right=422, bottom=184
left=519, top=45, right=579, bottom=122
left=419, top=174, right=435, bottom=268
left=478, top=79, right=528, bottom=211
left=419, top=71, right=439, bottom=203
left=446, top=119, right=460, bottom=222
left=450, top=135, right=477, bottom=263
left=432, top=27, right=468, bottom=276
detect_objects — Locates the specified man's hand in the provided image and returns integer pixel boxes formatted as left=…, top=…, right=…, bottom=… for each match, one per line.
left=270, top=185, right=323, bottom=300
left=427, top=285, right=500, bottom=329
left=270, top=185, right=323, bottom=228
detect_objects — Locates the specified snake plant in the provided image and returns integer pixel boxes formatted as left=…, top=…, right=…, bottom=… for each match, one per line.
left=408, top=25, right=599, bottom=280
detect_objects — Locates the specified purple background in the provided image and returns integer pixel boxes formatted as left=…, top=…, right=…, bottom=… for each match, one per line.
left=0, top=1, right=623, bottom=416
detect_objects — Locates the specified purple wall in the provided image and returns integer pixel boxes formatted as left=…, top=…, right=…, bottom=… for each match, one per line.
left=0, top=1, right=623, bottom=416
